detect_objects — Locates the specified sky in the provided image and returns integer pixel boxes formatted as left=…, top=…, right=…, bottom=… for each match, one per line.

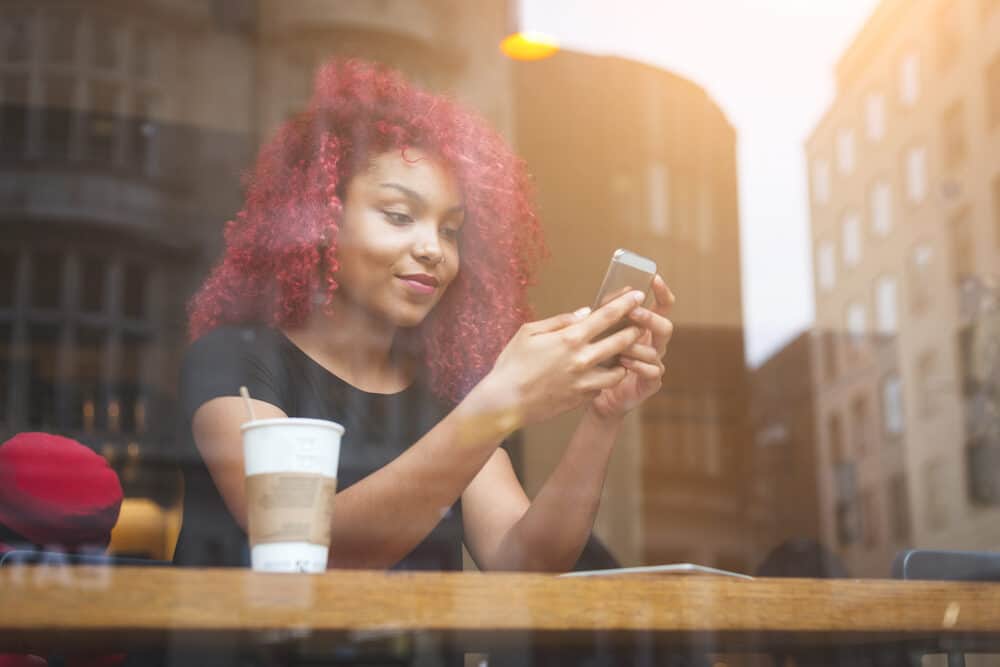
left=523, top=0, right=882, bottom=366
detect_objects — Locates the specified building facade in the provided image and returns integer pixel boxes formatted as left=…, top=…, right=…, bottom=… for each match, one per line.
left=805, top=0, right=1000, bottom=576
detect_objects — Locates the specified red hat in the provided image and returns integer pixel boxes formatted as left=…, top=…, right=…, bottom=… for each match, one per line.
left=0, top=433, right=123, bottom=551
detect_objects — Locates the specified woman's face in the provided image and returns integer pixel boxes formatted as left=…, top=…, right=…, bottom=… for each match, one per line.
left=333, top=149, right=464, bottom=328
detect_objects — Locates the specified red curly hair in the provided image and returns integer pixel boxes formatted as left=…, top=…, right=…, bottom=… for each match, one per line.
left=188, top=59, right=546, bottom=404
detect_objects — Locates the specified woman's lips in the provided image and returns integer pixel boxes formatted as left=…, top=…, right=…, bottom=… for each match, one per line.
left=398, top=276, right=437, bottom=295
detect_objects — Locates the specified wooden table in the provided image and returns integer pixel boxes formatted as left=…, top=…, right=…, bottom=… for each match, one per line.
left=3, top=566, right=1000, bottom=657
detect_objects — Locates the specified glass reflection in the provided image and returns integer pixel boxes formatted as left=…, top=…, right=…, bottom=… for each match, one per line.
left=0, top=0, right=998, bottom=665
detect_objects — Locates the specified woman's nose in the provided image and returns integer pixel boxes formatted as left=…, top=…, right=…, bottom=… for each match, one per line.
left=413, top=226, right=444, bottom=265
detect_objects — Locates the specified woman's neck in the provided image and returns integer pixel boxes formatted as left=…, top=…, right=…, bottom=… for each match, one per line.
left=282, top=301, right=412, bottom=394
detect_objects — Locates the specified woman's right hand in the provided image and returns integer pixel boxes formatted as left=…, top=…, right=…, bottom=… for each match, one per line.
left=478, top=290, right=646, bottom=428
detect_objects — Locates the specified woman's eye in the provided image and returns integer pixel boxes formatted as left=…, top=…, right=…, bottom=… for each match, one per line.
left=382, top=210, right=412, bottom=225
left=441, top=227, right=461, bottom=240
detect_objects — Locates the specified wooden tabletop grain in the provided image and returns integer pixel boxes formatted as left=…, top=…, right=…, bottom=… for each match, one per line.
left=2, top=566, right=1000, bottom=653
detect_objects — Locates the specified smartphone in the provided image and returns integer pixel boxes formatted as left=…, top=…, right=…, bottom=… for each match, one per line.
left=592, top=249, right=657, bottom=352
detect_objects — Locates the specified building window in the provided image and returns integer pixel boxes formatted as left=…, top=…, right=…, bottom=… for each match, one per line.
left=130, top=91, right=161, bottom=176
left=875, top=275, right=898, bottom=335
left=967, top=438, right=1000, bottom=505
left=0, top=249, right=16, bottom=309
left=92, top=15, right=121, bottom=71
left=842, top=212, right=862, bottom=266
left=812, top=159, right=831, bottom=205
left=646, top=161, right=669, bottom=236
left=917, top=350, right=941, bottom=418
left=41, top=75, right=76, bottom=161
left=870, top=181, right=893, bottom=236
left=2, top=9, right=33, bottom=63
left=900, top=51, right=921, bottom=107
left=941, top=100, right=966, bottom=169
left=866, top=92, right=885, bottom=142
left=923, top=458, right=948, bottom=530
left=909, top=243, right=934, bottom=313
left=888, top=473, right=912, bottom=542
left=43, top=9, right=79, bottom=65
left=87, top=80, right=120, bottom=165
left=830, top=412, right=846, bottom=463
left=823, top=330, right=839, bottom=381
left=861, top=488, right=879, bottom=549
left=949, top=208, right=975, bottom=283
left=79, top=256, right=106, bottom=313
left=846, top=301, right=867, bottom=346
left=935, top=0, right=961, bottom=71
left=850, top=395, right=871, bottom=456
left=836, top=128, right=855, bottom=174
left=905, top=146, right=927, bottom=204
left=122, top=264, right=148, bottom=319
left=133, top=29, right=162, bottom=79
left=882, top=374, right=905, bottom=436
left=817, top=240, right=836, bottom=291
left=994, top=175, right=1000, bottom=248
left=31, top=251, right=63, bottom=310
left=987, top=54, right=1000, bottom=129
left=0, top=74, right=30, bottom=159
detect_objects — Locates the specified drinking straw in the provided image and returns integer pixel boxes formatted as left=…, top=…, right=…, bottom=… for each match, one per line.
left=239, top=386, right=256, bottom=422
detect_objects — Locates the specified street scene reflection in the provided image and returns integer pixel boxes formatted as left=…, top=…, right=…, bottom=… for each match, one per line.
left=0, top=0, right=999, bottom=663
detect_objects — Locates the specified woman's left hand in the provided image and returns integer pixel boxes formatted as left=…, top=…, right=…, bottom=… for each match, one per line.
left=590, top=275, right=675, bottom=420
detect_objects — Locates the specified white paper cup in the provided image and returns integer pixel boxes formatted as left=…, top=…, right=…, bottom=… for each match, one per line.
left=241, top=417, right=344, bottom=573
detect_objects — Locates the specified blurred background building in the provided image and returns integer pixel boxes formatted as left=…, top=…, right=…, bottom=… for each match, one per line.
left=796, top=0, right=1000, bottom=576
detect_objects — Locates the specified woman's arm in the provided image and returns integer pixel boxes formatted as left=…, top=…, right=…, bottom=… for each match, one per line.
left=192, top=290, right=647, bottom=569
left=461, top=406, right=622, bottom=572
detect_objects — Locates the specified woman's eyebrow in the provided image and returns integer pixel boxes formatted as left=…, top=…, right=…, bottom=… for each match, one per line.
left=379, top=183, right=464, bottom=215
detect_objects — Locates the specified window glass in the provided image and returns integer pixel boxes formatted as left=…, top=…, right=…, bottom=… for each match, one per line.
left=870, top=180, right=892, bottom=236
left=865, top=92, right=884, bottom=141
left=900, top=51, right=921, bottom=106
left=882, top=374, right=904, bottom=435
left=905, top=145, right=927, bottom=203
left=812, top=158, right=830, bottom=204
left=817, top=240, right=836, bottom=290
left=836, top=128, right=855, bottom=174
left=846, top=301, right=867, bottom=344
left=5, top=3, right=1000, bottom=660
left=842, top=212, right=861, bottom=266
left=875, top=275, right=898, bottom=335
left=646, top=161, right=669, bottom=236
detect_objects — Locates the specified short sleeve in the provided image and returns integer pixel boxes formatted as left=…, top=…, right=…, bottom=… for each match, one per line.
left=179, top=326, right=288, bottom=424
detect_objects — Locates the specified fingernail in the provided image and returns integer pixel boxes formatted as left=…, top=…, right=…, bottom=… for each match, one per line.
left=631, top=291, right=644, bottom=303
left=573, top=306, right=591, bottom=319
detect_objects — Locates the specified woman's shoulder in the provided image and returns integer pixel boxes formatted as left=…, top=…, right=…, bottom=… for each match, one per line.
left=182, top=324, right=292, bottom=384
left=189, top=323, right=284, bottom=353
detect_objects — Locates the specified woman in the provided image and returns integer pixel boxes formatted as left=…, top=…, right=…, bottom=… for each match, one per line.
left=174, top=59, right=674, bottom=573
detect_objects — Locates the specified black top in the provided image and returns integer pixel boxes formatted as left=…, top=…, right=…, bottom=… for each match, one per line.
left=172, top=325, right=463, bottom=571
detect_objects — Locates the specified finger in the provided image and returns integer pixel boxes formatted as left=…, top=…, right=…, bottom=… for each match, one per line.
left=574, top=289, right=645, bottom=341
left=620, top=357, right=664, bottom=382
left=619, top=343, right=660, bottom=365
left=527, top=308, right=590, bottom=335
left=581, top=325, right=643, bottom=367
left=628, top=309, right=673, bottom=352
left=577, top=365, right=627, bottom=392
left=651, top=274, right=675, bottom=313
